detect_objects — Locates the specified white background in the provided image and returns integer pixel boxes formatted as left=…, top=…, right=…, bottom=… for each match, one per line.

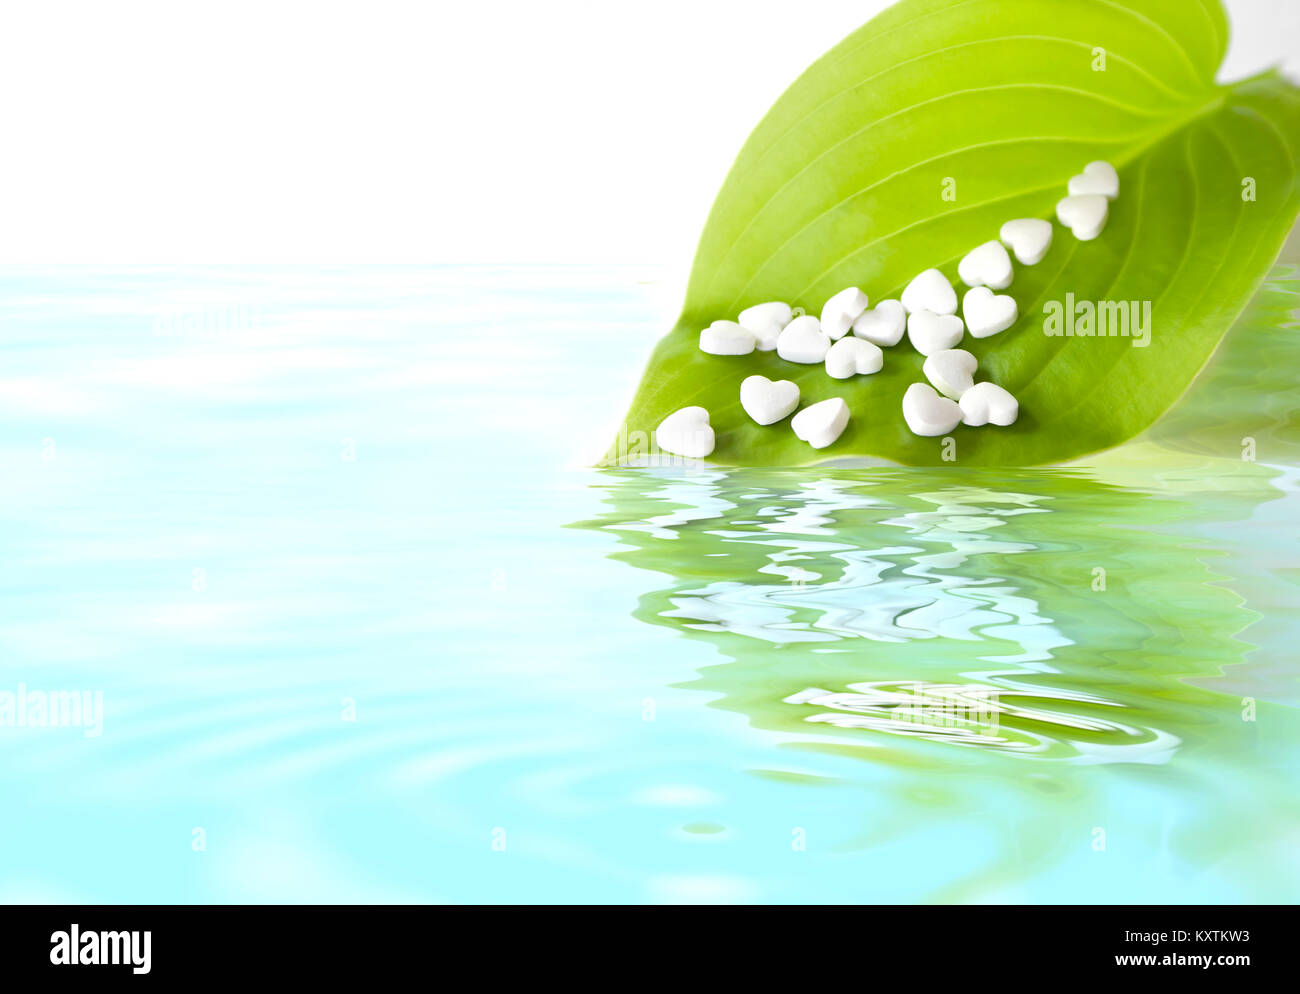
left=0, top=0, right=1295, bottom=265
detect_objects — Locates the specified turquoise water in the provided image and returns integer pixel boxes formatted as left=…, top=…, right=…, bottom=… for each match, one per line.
left=1, top=264, right=1297, bottom=903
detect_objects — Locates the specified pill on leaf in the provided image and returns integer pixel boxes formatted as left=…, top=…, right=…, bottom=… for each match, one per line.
left=907, top=309, right=964, bottom=355
left=819, top=287, right=869, bottom=341
left=922, top=348, right=977, bottom=400
left=959, top=382, right=1018, bottom=427
left=999, top=218, right=1053, bottom=265
left=852, top=299, right=906, bottom=347
left=901, top=268, right=958, bottom=316
left=656, top=406, right=715, bottom=458
left=902, top=383, right=963, bottom=437
left=825, top=337, right=883, bottom=379
left=1056, top=194, right=1109, bottom=241
left=776, top=315, right=832, bottom=363
left=740, top=374, right=800, bottom=425
left=791, top=397, right=850, bottom=449
left=737, top=301, right=792, bottom=351
left=1068, top=161, right=1119, bottom=200
left=958, top=240, right=1014, bottom=290
left=962, top=287, right=1018, bottom=338
left=699, top=320, right=756, bottom=355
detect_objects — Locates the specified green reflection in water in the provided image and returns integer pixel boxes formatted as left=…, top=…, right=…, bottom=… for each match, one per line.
left=582, top=465, right=1278, bottom=760
left=573, top=266, right=1300, bottom=901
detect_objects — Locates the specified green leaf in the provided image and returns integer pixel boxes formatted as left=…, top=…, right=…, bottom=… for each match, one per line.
left=609, top=0, right=1300, bottom=467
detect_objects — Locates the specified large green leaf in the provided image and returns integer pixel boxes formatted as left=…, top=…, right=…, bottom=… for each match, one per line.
left=609, top=0, right=1300, bottom=467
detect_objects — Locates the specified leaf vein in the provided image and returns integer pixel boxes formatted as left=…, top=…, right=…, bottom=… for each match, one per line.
left=1096, top=0, right=1205, bottom=84
left=703, top=72, right=1185, bottom=305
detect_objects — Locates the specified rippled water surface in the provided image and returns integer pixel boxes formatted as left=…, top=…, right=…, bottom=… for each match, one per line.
left=1, top=263, right=1297, bottom=903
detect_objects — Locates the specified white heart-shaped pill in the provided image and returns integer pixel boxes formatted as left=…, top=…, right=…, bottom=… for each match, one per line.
left=958, top=240, right=1014, bottom=290
left=901, top=268, right=958, bottom=316
left=825, top=337, right=883, bottom=379
left=922, top=348, right=977, bottom=400
left=791, top=397, right=850, bottom=449
left=819, top=286, right=869, bottom=341
left=959, top=381, right=1019, bottom=427
left=852, top=299, right=906, bottom=347
left=1068, top=160, right=1119, bottom=200
left=737, top=301, right=792, bottom=351
left=699, top=320, right=755, bottom=355
left=902, top=383, right=963, bottom=437
left=907, top=309, right=964, bottom=355
left=776, top=314, right=831, bottom=363
left=656, top=406, right=715, bottom=458
left=962, top=286, right=1018, bottom=338
left=999, top=218, right=1053, bottom=265
left=1056, top=194, right=1109, bottom=241
left=740, top=374, right=800, bottom=425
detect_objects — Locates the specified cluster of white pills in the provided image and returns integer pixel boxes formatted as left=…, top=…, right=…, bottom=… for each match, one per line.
left=654, top=162, right=1120, bottom=459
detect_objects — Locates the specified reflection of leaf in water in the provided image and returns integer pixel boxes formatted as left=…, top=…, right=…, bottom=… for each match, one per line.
left=572, top=459, right=1300, bottom=899
left=577, top=466, right=1278, bottom=765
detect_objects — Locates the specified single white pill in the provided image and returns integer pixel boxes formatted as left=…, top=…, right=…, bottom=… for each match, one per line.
left=791, top=397, right=850, bottom=449
left=819, top=286, right=869, bottom=341
left=699, top=320, right=755, bottom=355
left=1068, top=161, right=1119, bottom=200
left=962, top=286, right=1018, bottom=338
left=958, top=240, right=1014, bottom=290
left=907, top=309, right=964, bottom=355
left=776, top=314, right=831, bottom=363
left=1000, top=218, right=1053, bottom=265
left=922, top=348, right=977, bottom=400
left=959, top=381, right=1019, bottom=427
left=737, top=301, right=792, bottom=351
left=902, top=383, right=963, bottom=437
left=901, top=268, right=958, bottom=316
left=852, top=299, right=906, bottom=346
left=656, top=406, right=715, bottom=458
left=1056, top=194, right=1109, bottom=241
left=825, top=337, right=883, bottom=379
left=740, top=374, right=800, bottom=425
